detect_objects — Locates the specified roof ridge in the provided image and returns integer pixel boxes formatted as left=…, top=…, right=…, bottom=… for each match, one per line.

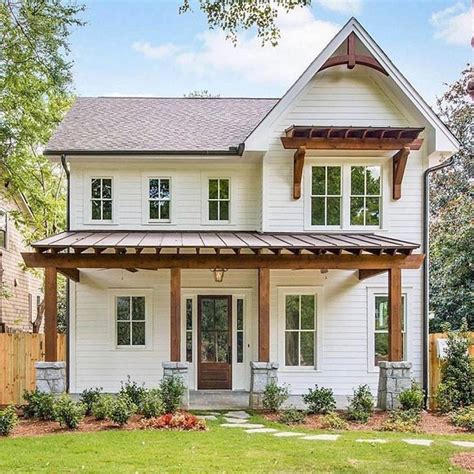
left=81, top=96, right=280, bottom=100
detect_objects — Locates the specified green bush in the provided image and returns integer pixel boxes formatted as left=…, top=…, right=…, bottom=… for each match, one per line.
left=346, top=385, right=374, bottom=423
left=262, top=380, right=289, bottom=413
left=23, top=389, right=55, bottom=421
left=139, top=389, right=164, bottom=419
left=302, top=385, right=336, bottom=414
left=451, top=405, right=474, bottom=432
left=119, top=376, right=146, bottom=407
left=381, top=409, right=421, bottom=433
left=53, top=394, right=86, bottom=429
left=109, top=394, right=137, bottom=426
left=80, top=387, right=103, bottom=416
left=278, top=407, right=305, bottom=425
left=320, top=412, right=348, bottom=430
left=398, top=381, right=424, bottom=413
left=0, top=406, right=18, bottom=436
left=159, top=376, right=186, bottom=414
left=91, top=394, right=114, bottom=421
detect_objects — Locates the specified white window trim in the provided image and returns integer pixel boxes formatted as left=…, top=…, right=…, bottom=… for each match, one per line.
left=141, top=175, right=173, bottom=224
left=201, top=174, right=232, bottom=225
left=277, top=286, right=323, bottom=372
left=366, top=286, right=411, bottom=372
left=304, top=158, right=387, bottom=232
left=0, top=209, right=8, bottom=249
left=84, top=174, right=117, bottom=225
left=108, top=289, right=153, bottom=351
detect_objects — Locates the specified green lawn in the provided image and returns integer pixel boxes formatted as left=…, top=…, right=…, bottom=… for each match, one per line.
left=0, top=414, right=472, bottom=473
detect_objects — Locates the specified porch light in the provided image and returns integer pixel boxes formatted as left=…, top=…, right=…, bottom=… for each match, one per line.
left=211, top=268, right=227, bottom=282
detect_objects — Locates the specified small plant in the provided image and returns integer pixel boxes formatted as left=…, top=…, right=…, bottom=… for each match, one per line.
left=80, top=387, right=103, bottom=416
left=302, top=385, right=336, bottom=414
left=450, top=405, right=474, bottom=432
left=139, top=389, right=164, bottom=419
left=346, top=385, right=374, bottom=423
left=262, top=380, right=289, bottom=412
left=278, top=407, right=305, bottom=425
left=381, top=409, right=421, bottom=433
left=141, top=412, right=206, bottom=431
left=53, top=394, right=86, bottom=430
left=435, top=381, right=464, bottom=414
left=109, top=394, right=137, bottom=426
left=91, top=394, right=114, bottom=421
left=23, top=389, right=55, bottom=421
left=0, top=406, right=18, bottom=436
left=120, top=376, right=146, bottom=407
left=159, top=376, right=186, bottom=414
left=320, top=412, right=349, bottom=430
left=398, top=381, right=424, bottom=413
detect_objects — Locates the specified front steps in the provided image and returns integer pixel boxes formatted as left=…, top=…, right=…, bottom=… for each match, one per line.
left=189, top=390, right=249, bottom=409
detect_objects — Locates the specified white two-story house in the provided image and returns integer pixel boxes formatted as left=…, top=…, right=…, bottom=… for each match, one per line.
left=24, top=19, right=458, bottom=408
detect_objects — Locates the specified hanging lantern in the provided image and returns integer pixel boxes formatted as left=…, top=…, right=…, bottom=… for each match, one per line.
left=211, top=268, right=227, bottom=282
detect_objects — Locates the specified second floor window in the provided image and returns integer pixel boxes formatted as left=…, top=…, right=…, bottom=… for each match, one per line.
left=208, top=178, right=229, bottom=221
left=0, top=210, right=6, bottom=248
left=91, top=178, right=112, bottom=221
left=311, top=166, right=341, bottom=226
left=350, top=166, right=381, bottom=226
left=149, top=178, right=171, bottom=221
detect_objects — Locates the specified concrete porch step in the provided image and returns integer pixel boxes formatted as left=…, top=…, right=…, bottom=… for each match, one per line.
left=189, top=390, right=249, bottom=409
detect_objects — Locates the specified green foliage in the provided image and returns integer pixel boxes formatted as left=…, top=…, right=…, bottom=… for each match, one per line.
left=450, top=405, right=474, bottom=432
left=109, top=394, right=137, bottom=426
left=302, top=385, right=336, bottom=414
left=398, top=381, right=424, bottom=413
left=91, top=394, right=114, bottom=421
left=80, top=387, right=103, bottom=416
left=159, top=376, right=186, bottom=414
left=262, top=380, right=289, bottom=412
left=346, top=385, right=374, bottom=423
left=320, top=412, right=349, bottom=431
left=23, top=389, right=55, bottom=420
left=278, top=407, right=305, bottom=425
left=0, top=406, right=18, bottom=436
left=119, top=376, right=146, bottom=407
left=381, top=409, right=421, bottom=433
left=53, top=394, right=85, bottom=429
left=139, top=389, right=165, bottom=419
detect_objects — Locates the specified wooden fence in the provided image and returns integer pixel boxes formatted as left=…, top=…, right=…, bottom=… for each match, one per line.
left=0, top=333, right=65, bottom=405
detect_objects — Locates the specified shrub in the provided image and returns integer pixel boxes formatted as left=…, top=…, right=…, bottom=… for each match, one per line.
left=320, top=412, right=348, bottom=431
left=141, top=412, right=206, bottom=431
left=262, top=380, right=289, bottom=412
left=346, top=385, right=374, bottom=423
left=91, top=394, right=114, bottom=421
left=451, top=406, right=474, bottom=432
left=381, top=409, right=421, bottom=433
left=0, top=406, right=18, bottom=436
left=109, top=394, right=137, bottom=426
left=159, top=376, right=186, bottom=414
left=398, top=381, right=424, bottom=413
left=23, top=389, right=55, bottom=421
left=139, top=389, right=164, bottom=419
left=302, top=385, right=336, bottom=414
left=80, top=387, right=103, bottom=416
left=436, top=381, right=465, bottom=414
left=120, top=376, right=146, bottom=407
left=53, top=394, right=86, bottom=430
left=278, top=407, right=305, bottom=425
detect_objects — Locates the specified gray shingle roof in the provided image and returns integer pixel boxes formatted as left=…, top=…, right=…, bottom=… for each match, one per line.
left=44, top=97, right=279, bottom=154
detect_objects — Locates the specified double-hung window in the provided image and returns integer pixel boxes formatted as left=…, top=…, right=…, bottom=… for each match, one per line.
left=148, top=178, right=171, bottom=222
left=91, top=178, right=112, bottom=221
left=0, top=210, right=7, bottom=248
left=116, top=296, right=146, bottom=347
left=208, top=178, right=230, bottom=221
left=350, top=166, right=381, bottom=226
left=311, top=166, right=342, bottom=226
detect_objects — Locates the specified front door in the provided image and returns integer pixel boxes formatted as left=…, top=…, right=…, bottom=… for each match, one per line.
left=198, top=295, right=232, bottom=389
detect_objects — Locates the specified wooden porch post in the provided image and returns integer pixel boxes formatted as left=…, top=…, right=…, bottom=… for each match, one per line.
left=170, top=268, right=181, bottom=362
left=388, top=267, right=403, bottom=361
left=258, top=268, right=270, bottom=362
left=44, top=267, right=58, bottom=361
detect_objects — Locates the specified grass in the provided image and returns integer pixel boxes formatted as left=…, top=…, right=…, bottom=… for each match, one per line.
left=0, top=414, right=472, bottom=473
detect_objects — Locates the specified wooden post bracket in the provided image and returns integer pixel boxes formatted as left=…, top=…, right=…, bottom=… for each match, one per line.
left=293, top=146, right=306, bottom=200
left=392, top=146, right=410, bottom=200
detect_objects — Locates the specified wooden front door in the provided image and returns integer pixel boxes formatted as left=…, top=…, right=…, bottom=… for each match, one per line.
left=198, top=295, right=232, bottom=389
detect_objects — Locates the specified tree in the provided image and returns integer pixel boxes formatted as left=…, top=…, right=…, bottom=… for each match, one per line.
left=184, top=90, right=220, bottom=98
left=429, top=67, right=473, bottom=332
left=180, top=0, right=311, bottom=46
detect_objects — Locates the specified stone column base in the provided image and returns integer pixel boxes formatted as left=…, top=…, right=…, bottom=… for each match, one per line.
left=35, top=361, right=66, bottom=394
left=249, top=361, right=279, bottom=409
left=377, top=361, right=412, bottom=410
left=162, top=361, right=190, bottom=409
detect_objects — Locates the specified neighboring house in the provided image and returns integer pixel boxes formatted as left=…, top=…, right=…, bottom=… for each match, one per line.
left=0, top=184, right=43, bottom=332
left=23, top=19, right=458, bottom=407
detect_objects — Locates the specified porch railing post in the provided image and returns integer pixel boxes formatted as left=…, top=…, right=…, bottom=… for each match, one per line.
left=258, top=268, right=270, bottom=362
left=44, top=266, right=58, bottom=362
left=170, top=268, right=181, bottom=362
left=388, top=267, right=403, bottom=361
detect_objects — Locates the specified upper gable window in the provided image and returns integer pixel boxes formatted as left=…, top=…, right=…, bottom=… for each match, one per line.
left=311, top=166, right=341, bottom=226
left=0, top=210, right=7, bottom=248
left=148, top=178, right=171, bottom=222
left=350, top=166, right=381, bottom=226
left=208, top=178, right=230, bottom=222
left=91, top=178, right=112, bottom=221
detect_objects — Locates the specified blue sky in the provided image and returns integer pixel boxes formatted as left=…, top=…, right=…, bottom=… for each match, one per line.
left=70, top=0, right=471, bottom=106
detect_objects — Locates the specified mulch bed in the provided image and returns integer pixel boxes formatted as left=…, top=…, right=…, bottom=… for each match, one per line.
left=451, top=452, right=474, bottom=472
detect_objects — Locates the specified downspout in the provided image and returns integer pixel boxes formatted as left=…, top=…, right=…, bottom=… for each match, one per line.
left=422, top=155, right=455, bottom=403
left=60, top=154, right=71, bottom=391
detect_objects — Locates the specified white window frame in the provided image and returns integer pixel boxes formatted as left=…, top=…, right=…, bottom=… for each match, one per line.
left=145, top=176, right=172, bottom=223
left=84, top=174, right=116, bottom=225
left=201, top=175, right=232, bottom=224
left=277, top=286, right=323, bottom=372
left=0, top=209, right=7, bottom=249
left=108, top=289, right=153, bottom=351
left=367, top=286, right=410, bottom=372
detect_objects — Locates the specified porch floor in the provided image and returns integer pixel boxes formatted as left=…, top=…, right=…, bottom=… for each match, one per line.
left=189, top=390, right=249, bottom=410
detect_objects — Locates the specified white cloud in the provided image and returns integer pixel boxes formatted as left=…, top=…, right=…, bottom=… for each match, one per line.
left=317, top=0, right=362, bottom=15
left=132, top=41, right=181, bottom=59
left=430, top=2, right=472, bottom=46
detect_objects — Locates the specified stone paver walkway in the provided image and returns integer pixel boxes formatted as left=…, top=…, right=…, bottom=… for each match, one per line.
left=451, top=441, right=474, bottom=448
left=245, top=428, right=278, bottom=434
left=224, top=411, right=250, bottom=419
left=302, top=434, right=340, bottom=441
left=403, top=439, right=433, bottom=447
left=223, top=417, right=248, bottom=424
left=356, top=439, right=387, bottom=444
left=273, top=432, right=305, bottom=437
left=221, top=423, right=264, bottom=429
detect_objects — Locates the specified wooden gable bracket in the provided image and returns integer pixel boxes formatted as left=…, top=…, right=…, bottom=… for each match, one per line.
left=293, top=146, right=306, bottom=199
left=392, top=146, right=410, bottom=200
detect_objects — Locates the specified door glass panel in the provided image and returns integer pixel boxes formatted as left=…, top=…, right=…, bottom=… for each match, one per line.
left=200, top=331, right=216, bottom=362
left=216, top=332, right=229, bottom=362
left=214, top=299, right=228, bottom=330
left=200, top=299, right=215, bottom=331
left=200, top=297, right=230, bottom=364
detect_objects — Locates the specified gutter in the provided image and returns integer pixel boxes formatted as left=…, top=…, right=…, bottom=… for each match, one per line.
left=422, top=155, right=455, bottom=403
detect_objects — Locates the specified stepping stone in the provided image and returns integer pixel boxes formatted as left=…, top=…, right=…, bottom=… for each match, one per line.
left=224, top=411, right=250, bottom=419
left=403, top=439, right=433, bottom=446
left=245, top=428, right=278, bottom=434
left=356, top=439, right=387, bottom=444
left=220, top=423, right=264, bottom=429
left=197, top=415, right=218, bottom=421
left=273, top=432, right=305, bottom=438
left=302, top=434, right=340, bottom=441
left=223, top=417, right=248, bottom=424
left=451, top=441, right=474, bottom=448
